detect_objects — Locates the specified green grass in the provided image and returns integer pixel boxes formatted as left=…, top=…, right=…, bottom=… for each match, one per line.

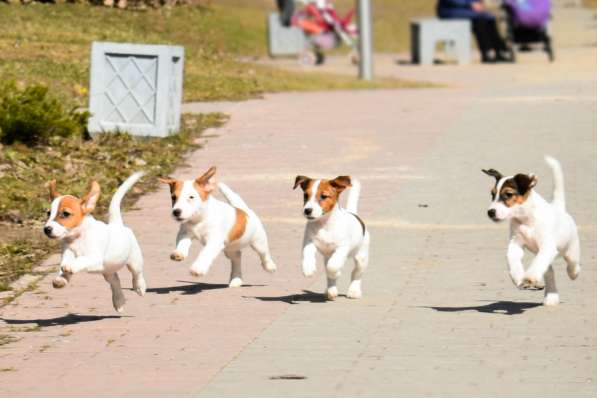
left=0, top=113, right=225, bottom=291
left=0, top=2, right=427, bottom=106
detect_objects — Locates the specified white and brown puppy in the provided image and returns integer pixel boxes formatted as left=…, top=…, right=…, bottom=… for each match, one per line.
left=160, top=167, right=276, bottom=287
left=294, top=175, right=370, bottom=300
left=44, top=172, right=146, bottom=312
left=483, top=156, right=581, bottom=306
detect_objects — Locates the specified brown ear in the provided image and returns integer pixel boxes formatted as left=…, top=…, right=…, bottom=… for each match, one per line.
left=329, top=176, right=352, bottom=193
left=49, top=180, right=61, bottom=200
left=482, top=169, right=503, bottom=181
left=159, top=177, right=178, bottom=192
left=195, top=166, right=217, bottom=193
left=514, top=173, right=538, bottom=196
left=293, top=175, right=311, bottom=190
left=81, top=181, right=101, bottom=214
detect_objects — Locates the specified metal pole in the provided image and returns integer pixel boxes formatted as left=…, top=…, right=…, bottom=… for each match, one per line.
left=357, top=0, right=373, bottom=80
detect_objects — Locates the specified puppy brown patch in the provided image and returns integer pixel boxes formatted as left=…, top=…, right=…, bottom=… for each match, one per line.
left=160, top=178, right=184, bottom=205
left=55, top=196, right=85, bottom=229
left=192, top=181, right=210, bottom=201
left=499, top=177, right=533, bottom=207
left=315, top=180, right=340, bottom=213
left=228, top=208, right=248, bottom=242
left=294, top=176, right=314, bottom=203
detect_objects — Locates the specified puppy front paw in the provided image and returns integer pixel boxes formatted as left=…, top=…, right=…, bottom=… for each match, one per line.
left=326, top=286, right=338, bottom=301
left=543, top=293, right=560, bottom=306
left=228, top=277, right=243, bottom=288
left=189, top=265, right=207, bottom=278
left=302, top=259, right=316, bottom=277
left=520, top=276, right=545, bottom=291
left=52, top=275, right=69, bottom=289
left=346, top=281, right=362, bottom=299
left=509, top=272, right=523, bottom=288
left=61, top=264, right=74, bottom=274
left=263, top=259, right=277, bottom=273
left=170, top=251, right=186, bottom=262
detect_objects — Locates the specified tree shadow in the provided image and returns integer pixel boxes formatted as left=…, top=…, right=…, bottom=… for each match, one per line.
left=145, top=281, right=264, bottom=295
left=424, top=300, right=542, bottom=316
left=248, top=290, right=328, bottom=304
left=1, top=313, right=125, bottom=327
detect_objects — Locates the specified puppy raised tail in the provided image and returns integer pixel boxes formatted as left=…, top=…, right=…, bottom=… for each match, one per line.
left=108, top=171, right=145, bottom=225
left=217, top=182, right=250, bottom=212
left=544, top=155, right=566, bottom=211
left=346, top=178, right=361, bottom=214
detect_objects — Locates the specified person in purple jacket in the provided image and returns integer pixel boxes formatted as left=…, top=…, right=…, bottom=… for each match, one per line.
left=437, top=0, right=511, bottom=63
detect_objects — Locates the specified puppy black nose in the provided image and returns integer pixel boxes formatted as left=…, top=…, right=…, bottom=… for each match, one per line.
left=304, top=208, right=313, bottom=216
left=43, top=226, right=53, bottom=236
left=487, top=209, right=496, bottom=219
left=172, top=209, right=182, bottom=218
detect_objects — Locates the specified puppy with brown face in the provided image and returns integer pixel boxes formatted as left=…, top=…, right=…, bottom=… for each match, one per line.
left=482, top=156, right=581, bottom=306
left=44, top=172, right=146, bottom=312
left=160, top=167, right=276, bottom=287
left=294, top=175, right=370, bottom=300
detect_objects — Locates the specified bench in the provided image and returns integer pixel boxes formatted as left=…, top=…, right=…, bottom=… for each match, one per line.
left=268, top=12, right=307, bottom=57
left=410, top=18, right=472, bottom=65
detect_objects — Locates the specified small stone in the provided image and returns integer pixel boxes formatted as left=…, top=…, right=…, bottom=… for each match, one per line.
left=133, top=158, right=147, bottom=167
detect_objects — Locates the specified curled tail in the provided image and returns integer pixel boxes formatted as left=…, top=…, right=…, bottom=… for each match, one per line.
left=544, top=155, right=566, bottom=211
left=346, top=178, right=361, bottom=214
left=109, top=171, right=145, bottom=225
left=217, top=182, right=250, bottom=212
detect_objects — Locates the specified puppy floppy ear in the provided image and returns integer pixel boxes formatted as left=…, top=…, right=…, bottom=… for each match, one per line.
left=49, top=180, right=61, bottom=200
left=159, top=177, right=178, bottom=192
left=482, top=169, right=503, bottom=181
left=329, top=176, right=352, bottom=193
left=293, top=175, right=311, bottom=191
left=514, top=173, right=538, bottom=196
left=195, top=166, right=217, bottom=193
left=81, top=181, right=101, bottom=214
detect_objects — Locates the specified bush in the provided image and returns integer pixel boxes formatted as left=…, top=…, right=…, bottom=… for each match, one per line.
left=0, top=81, right=89, bottom=146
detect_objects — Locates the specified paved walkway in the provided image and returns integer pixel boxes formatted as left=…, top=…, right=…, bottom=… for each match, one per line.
left=1, top=4, right=597, bottom=398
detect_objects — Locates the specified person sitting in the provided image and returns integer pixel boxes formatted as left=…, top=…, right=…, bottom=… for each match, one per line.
left=437, top=0, right=512, bottom=63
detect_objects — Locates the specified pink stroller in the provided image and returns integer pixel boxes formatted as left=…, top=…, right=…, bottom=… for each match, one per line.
left=291, top=0, right=359, bottom=65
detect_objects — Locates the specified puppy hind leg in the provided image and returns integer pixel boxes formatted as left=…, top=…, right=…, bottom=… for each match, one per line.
left=564, top=236, right=581, bottom=280
left=250, top=224, right=277, bottom=273
left=225, top=250, right=243, bottom=288
left=543, top=265, right=559, bottom=306
left=104, top=272, right=126, bottom=312
left=347, top=252, right=368, bottom=300
left=126, top=241, right=146, bottom=296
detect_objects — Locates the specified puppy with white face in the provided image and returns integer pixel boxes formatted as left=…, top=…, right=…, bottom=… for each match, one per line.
left=483, top=156, right=581, bottom=306
left=160, top=167, right=277, bottom=287
left=294, top=175, right=370, bottom=300
left=44, top=172, right=146, bottom=312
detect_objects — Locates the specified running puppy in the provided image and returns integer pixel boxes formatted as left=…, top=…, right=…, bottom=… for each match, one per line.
left=483, top=156, right=581, bottom=306
left=160, top=167, right=276, bottom=287
left=44, top=172, right=146, bottom=312
left=293, top=175, right=370, bottom=300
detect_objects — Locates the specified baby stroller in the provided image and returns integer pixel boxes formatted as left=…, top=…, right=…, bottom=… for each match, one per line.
left=278, top=0, right=358, bottom=65
left=502, top=0, right=554, bottom=62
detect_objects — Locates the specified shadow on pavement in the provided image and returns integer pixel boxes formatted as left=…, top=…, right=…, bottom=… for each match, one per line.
left=1, top=313, right=125, bottom=327
left=145, top=281, right=263, bottom=295
left=248, top=290, right=328, bottom=304
left=424, top=301, right=542, bottom=315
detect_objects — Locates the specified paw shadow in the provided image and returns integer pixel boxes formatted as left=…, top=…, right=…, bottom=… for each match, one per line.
left=248, top=290, right=328, bottom=304
left=145, top=281, right=264, bottom=295
left=1, top=313, right=125, bottom=327
left=424, top=300, right=542, bottom=315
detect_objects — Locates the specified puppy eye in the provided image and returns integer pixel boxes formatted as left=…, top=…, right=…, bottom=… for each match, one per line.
left=303, top=193, right=308, bottom=201
left=189, top=195, right=195, bottom=200
left=503, top=192, right=514, bottom=199
left=171, top=195, right=176, bottom=201
left=61, top=211, right=71, bottom=218
left=320, top=194, right=329, bottom=200
left=46, top=210, right=51, bottom=217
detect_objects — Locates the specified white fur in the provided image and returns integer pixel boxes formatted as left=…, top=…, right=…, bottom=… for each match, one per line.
left=300, top=179, right=370, bottom=300
left=169, top=180, right=276, bottom=287
left=45, top=172, right=146, bottom=312
left=487, top=156, right=581, bottom=306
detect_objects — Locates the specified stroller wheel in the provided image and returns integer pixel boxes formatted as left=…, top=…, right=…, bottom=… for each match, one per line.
left=349, top=49, right=360, bottom=65
left=299, top=50, right=317, bottom=66
left=315, top=51, right=325, bottom=65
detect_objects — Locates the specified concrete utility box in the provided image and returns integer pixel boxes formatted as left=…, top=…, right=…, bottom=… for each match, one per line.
left=268, top=12, right=307, bottom=57
left=411, top=19, right=471, bottom=65
left=88, top=42, right=184, bottom=137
